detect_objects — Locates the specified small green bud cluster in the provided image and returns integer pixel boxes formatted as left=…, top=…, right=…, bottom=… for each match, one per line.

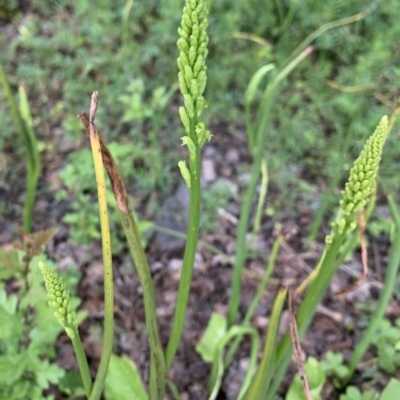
left=177, top=0, right=212, bottom=188
left=39, top=261, right=77, bottom=339
left=326, top=116, right=388, bottom=244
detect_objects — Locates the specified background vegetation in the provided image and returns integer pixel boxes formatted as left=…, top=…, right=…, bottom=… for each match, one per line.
left=1, top=0, right=400, bottom=398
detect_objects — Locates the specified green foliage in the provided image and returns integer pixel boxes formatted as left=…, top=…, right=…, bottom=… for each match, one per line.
left=338, top=378, right=400, bottom=400
left=195, top=312, right=260, bottom=400
left=201, top=180, right=234, bottom=232
left=195, top=312, right=227, bottom=363
left=370, top=318, right=400, bottom=374
left=381, top=378, right=400, bottom=400
left=286, top=357, right=325, bottom=400
left=0, top=231, right=86, bottom=399
left=339, top=386, right=377, bottom=400
left=320, top=351, right=350, bottom=387
left=58, top=146, right=153, bottom=249
left=1, top=1, right=400, bottom=399
left=2, top=0, right=399, bottom=218
left=104, top=354, right=148, bottom=400
left=0, top=62, right=41, bottom=233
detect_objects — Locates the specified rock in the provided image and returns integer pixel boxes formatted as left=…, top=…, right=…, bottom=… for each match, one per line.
left=153, top=182, right=189, bottom=252
left=202, top=158, right=216, bottom=183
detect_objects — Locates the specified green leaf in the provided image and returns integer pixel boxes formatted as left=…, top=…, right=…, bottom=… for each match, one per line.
left=29, top=326, right=61, bottom=357
left=305, top=357, right=325, bottom=392
left=195, top=312, right=227, bottom=363
left=378, top=344, right=397, bottom=373
left=33, top=359, right=65, bottom=389
left=0, top=289, right=24, bottom=340
left=286, top=357, right=326, bottom=400
left=0, top=353, right=27, bottom=385
left=381, top=378, right=400, bottom=400
left=58, top=371, right=86, bottom=398
left=245, top=63, right=275, bottom=104
left=340, top=386, right=362, bottom=400
left=104, top=354, right=148, bottom=400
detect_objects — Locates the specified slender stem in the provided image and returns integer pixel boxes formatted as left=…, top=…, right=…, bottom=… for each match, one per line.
left=87, top=94, right=114, bottom=400
left=286, top=5, right=375, bottom=63
left=71, top=331, right=93, bottom=398
left=166, top=379, right=183, bottom=400
left=224, top=235, right=283, bottom=367
left=253, top=159, right=268, bottom=234
left=344, top=195, right=400, bottom=383
left=0, top=61, right=40, bottom=232
left=244, top=286, right=288, bottom=400
left=165, top=126, right=201, bottom=368
left=227, top=48, right=312, bottom=327
left=120, top=211, right=166, bottom=399
left=274, top=0, right=284, bottom=25
left=267, top=232, right=346, bottom=398
left=122, top=0, right=134, bottom=48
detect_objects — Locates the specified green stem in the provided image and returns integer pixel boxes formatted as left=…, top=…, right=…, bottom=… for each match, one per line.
left=286, top=5, right=375, bottom=63
left=165, top=122, right=201, bottom=368
left=0, top=61, right=40, bottom=232
left=71, top=331, right=93, bottom=398
left=120, top=211, right=166, bottom=399
left=224, top=235, right=283, bottom=367
left=122, top=0, right=134, bottom=48
left=344, top=195, right=400, bottom=384
left=244, top=286, right=288, bottom=400
left=227, top=48, right=312, bottom=327
left=267, top=232, right=346, bottom=398
left=166, top=379, right=183, bottom=400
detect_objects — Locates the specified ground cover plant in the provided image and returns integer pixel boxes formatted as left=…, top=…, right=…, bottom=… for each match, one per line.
left=1, top=0, right=400, bottom=399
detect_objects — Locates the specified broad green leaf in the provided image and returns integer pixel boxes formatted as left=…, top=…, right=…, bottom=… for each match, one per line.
left=305, top=357, right=325, bottom=392
left=208, top=325, right=260, bottom=400
left=286, top=357, right=326, bottom=400
left=104, top=354, right=148, bottom=400
left=195, top=312, right=227, bottom=363
left=381, top=378, right=400, bottom=400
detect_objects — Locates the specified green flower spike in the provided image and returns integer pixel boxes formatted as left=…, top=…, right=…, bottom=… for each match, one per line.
left=327, top=116, right=388, bottom=243
left=39, top=261, right=77, bottom=338
left=177, top=0, right=209, bottom=123
left=177, top=0, right=210, bottom=186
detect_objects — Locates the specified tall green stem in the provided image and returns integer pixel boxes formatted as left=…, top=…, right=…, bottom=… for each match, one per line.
left=165, top=0, right=210, bottom=369
left=227, top=48, right=312, bottom=327
left=165, top=123, right=201, bottom=369
left=344, top=195, right=400, bottom=383
left=71, top=333, right=93, bottom=398
left=244, top=286, right=288, bottom=400
left=224, top=235, right=283, bottom=367
left=267, top=232, right=346, bottom=397
left=0, top=61, right=40, bottom=233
